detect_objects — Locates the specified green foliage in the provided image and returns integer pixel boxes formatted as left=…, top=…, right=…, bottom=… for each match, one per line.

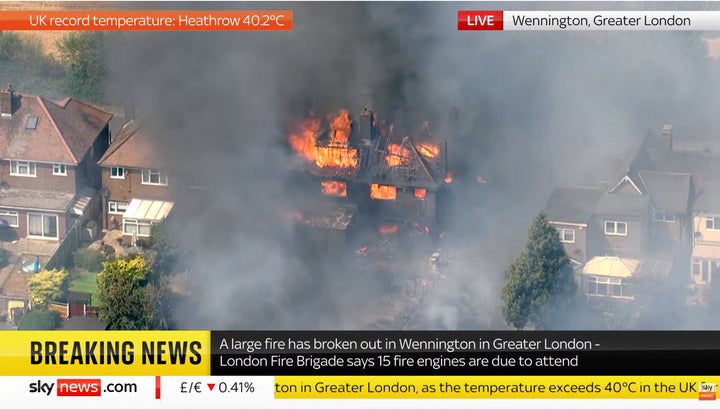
left=0, top=31, right=63, bottom=96
left=501, top=212, right=577, bottom=329
left=17, top=309, right=61, bottom=330
left=56, top=32, right=107, bottom=103
left=27, top=269, right=69, bottom=309
left=73, top=248, right=104, bottom=272
left=96, top=256, right=169, bottom=329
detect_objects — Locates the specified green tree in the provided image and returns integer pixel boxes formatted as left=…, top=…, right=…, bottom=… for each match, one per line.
left=146, top=219, right=181, bottom=275
left=27, top=269, right=69, bottom=309
left=56, top=32, right=107, bottom=103
left=501, top=212, right=577, bottom=329
left=17, top=310, right=61, bottom=330
left=96, top=256, right=169, bottom=329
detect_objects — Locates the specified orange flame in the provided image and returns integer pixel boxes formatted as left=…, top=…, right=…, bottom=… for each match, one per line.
left=444, top=170, right=457, bottom=183
left=414, top=188, right=426, bottom=199
left=417, top=143, right=440, bottom=159
left=288, top=110, right=358, bottom=169
left=378, top=224, right=399, bottom=235
left=386, top=143, right=410, bottom=167
left=370, top=184, right=396, bottom=200
left=321, top=180, right=347, bottom=197
left=288, top=114, right=322, bottom=162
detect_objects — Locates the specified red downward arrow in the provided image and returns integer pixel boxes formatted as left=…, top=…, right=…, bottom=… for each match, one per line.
left=207, top=383, right=215, bottom=391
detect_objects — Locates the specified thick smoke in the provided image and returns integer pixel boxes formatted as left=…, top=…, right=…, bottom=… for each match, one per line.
left=106, top=2, right=720, bottom=330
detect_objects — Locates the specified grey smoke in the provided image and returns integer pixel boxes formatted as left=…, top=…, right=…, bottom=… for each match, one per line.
left=105, top=2, right=720, bottom=330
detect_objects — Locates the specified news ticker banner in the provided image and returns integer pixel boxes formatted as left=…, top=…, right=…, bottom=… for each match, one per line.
left=2, top=330, right=720, bottom=377
left=0, top=10, right=292, bottom=31
left=458, top=10, right=720, bottom=31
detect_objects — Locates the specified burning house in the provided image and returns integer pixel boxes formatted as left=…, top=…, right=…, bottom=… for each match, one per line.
left=285, top=107, right=449, bottom=258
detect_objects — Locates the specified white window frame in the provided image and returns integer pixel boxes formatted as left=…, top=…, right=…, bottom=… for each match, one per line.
left=110, top=166, right=125, bottom=179
left=584, top=275, right=634, bottom=299
left=123, top=218, right=153, bottom=238
left=557, top=228, right=575, bottom=243
left=706, top=216, right=720, bottom=231
left=108, top=201, right=128, bottom=215
left=141, top=169, right=168, bottom=186
left=0, top=210, right=19, bottom=227
left=653, top=210, right=676, bottom=223
left=27, top=213, right=58, bottom=240
left=52, top=163, right=67, bottom=176
left=604, top=221, right=628, bottom=236
left=9, top=160, right=37, bottom=177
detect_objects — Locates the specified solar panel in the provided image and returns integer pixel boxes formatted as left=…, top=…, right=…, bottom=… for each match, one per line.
left=25, top=116, right=38, bottom=129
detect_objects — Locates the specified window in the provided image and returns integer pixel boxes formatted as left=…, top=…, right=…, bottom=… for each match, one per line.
left=584, top=275, right=634, bottom=299
left=123, top=219, right=153, bottom=237
left=604, top=221, right=627, bottom=236
left=0, top=210, right=19, bottom=227
left=9, top=160, right=36, bottom=177
left=706, top=216, right=720, bottom=230
left=110, top=167, right=125, bottom=179
left=27, top=213, right=58, bottom=239
left=557, top=228, right=575, bottom=243
left=25, top=115, right=38, bottom=129
left=108, top=201, right=128, bottom=215
left=692, top=259, right=702, bottom=276
left=653, top=211, right=676, bottom=223
left=52, top=163, right=67, bottom=176
left=141, top=169, right=168, bottom=186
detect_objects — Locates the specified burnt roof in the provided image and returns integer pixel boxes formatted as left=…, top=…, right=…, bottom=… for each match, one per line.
left=296, top=203, right=357, bottom=230
left=361, top=136, right=440, bottom=190
left=544, top=187, right=603, bottom=225
left=0, top=93, right=112, bottom=164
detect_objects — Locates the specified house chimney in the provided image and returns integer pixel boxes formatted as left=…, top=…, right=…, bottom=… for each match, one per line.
left=1, top=84, right=15, bottom=117
left=358, top=108, right=376, bottom=141
left=661, top=124, right=673, bottom=150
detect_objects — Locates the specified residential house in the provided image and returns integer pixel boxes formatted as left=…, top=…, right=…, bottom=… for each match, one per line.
left=97, top=119, right=174, bottom=243
left=0, top=85, right=112, bottom=241
left=547, top=123, right=720, bottom=302
left=580, top=256, right=638, bottom=300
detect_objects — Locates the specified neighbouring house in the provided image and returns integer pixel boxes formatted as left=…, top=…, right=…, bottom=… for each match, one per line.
left=0, top=85, right=112, bottom=241
left=97, top=119, right=174, bottom=244
left=547, top=123, right=720, bottom=303
left=689, top=179, right=720, bottom=287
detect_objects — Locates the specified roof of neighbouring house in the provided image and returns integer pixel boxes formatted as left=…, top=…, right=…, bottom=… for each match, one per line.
left=582, top=256, right=640, bottom=278
left=544, top=187, right=603, bottom=225
left=0, top=188, right=75, bottom=212
left=594, top=192, right=650, bottom=217
left=692, top=179, right=720, bottom=213
left=637, top=171, right=692, bottom=214
left=59, top=317, right=108, bottom=330
left=0, top=92, right=112, bottom=164
left=98, top=118, right=164, bottom=169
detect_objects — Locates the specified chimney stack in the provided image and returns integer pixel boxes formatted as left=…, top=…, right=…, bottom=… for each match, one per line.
left=1, top=84, right=15, bottom=117
left=358, top=108, right=376, bottom=141
left=661, top=124, right=673, bottom=150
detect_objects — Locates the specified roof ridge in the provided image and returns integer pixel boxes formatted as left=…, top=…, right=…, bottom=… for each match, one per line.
left=401, top=137, right=437, bottom=186
left=37, top=96, right=78, bottom=163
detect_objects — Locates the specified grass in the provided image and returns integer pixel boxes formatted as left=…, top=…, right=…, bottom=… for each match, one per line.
left=69, top=271, right=100, bottom=306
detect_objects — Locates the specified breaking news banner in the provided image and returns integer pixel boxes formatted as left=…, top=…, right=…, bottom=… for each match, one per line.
left=0, top=10, right=293, bottom=31
left=458, top=10, right=720, bottom=31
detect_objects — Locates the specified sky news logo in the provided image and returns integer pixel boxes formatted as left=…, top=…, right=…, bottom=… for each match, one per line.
left=700, top=382, right=717, bottom=401
left=29, top=379, right=102, bottom=396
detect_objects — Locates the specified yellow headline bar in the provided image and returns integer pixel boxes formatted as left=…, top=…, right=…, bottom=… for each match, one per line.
left=274, top=376, right=720, bottom=399
left=0, top=331, right=211, bottom=376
